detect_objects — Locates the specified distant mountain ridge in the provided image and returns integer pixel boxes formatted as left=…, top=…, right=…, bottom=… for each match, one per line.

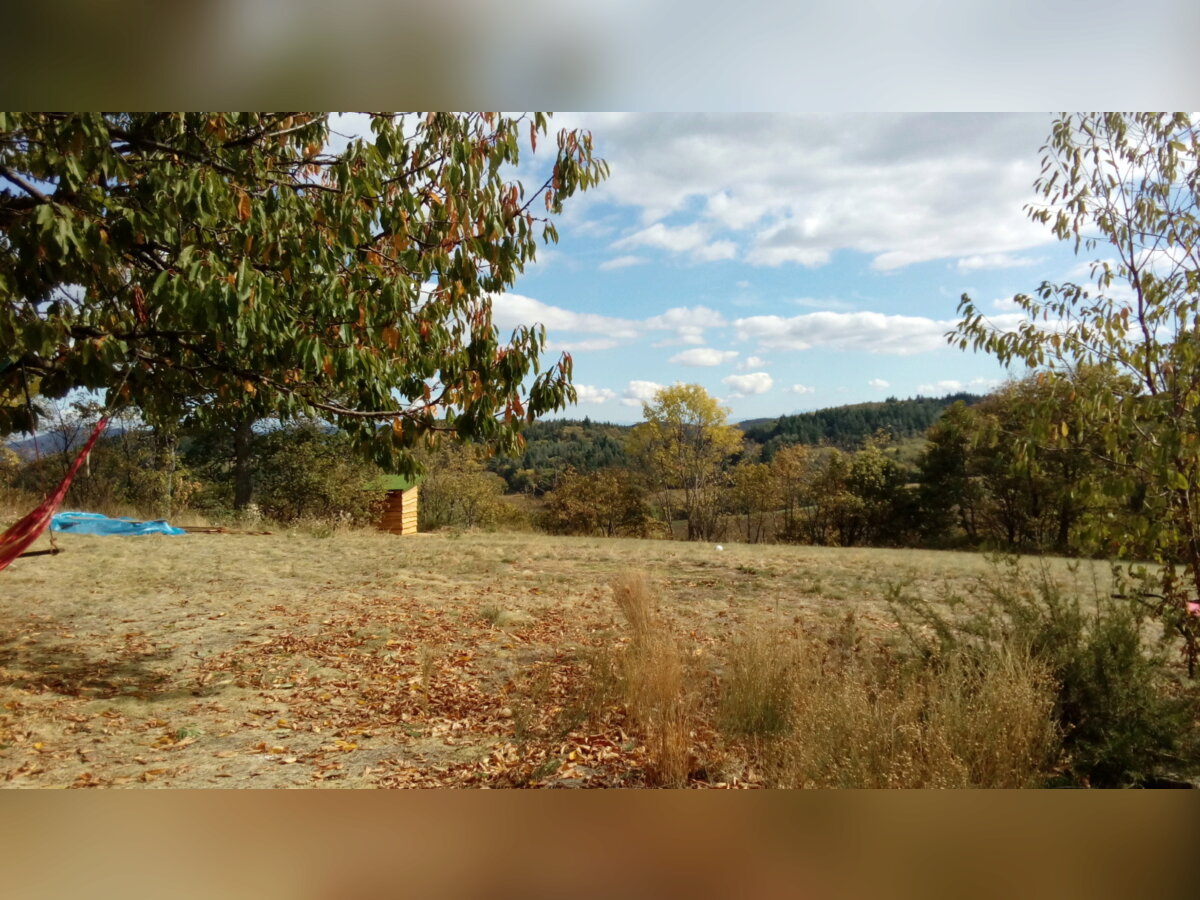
left=4, top=424, right=129, bottom=461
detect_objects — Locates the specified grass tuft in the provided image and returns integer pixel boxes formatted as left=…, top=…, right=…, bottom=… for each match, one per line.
left=716, top=619, right=1059, bottom=788
left=610, top=572, right=692, bottom=786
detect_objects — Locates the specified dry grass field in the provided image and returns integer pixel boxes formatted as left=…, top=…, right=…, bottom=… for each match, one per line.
left=0, top=525, right=1103, bottom=788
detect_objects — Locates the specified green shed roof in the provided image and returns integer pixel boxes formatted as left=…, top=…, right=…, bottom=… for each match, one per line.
left=368, top=474, right=421, bottom=492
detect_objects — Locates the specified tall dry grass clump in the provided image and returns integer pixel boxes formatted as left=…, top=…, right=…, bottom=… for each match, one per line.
left=717, top=618, right=1060, bottom=788
left=610, top=572, right=692, bottom=787
left=718, top=629, right=797, bottom=740
left=612, top=570, right=657, bottom=643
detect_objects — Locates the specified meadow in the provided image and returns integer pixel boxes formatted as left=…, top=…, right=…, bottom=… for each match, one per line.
left=3, top=523, right=1134, bottom=789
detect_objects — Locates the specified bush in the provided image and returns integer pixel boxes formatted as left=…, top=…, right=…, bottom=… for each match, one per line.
left=717, top=619, right=1059, bottom=788
left=890, top=561, right=1200, bottom=787
left=539, top=467, right=655, bottom=537
left=252, top=424, right=384, bottom=526
left=11, top=428, right=202, bottom=519
left=418, top=443, right=527, bottom=532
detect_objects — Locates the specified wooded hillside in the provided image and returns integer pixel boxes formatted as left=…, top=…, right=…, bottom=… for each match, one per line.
left=742, top=393, right=983, bottom=457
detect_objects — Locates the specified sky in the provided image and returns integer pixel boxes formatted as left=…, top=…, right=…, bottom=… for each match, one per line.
left=473, top=112, right=1091, bottom=424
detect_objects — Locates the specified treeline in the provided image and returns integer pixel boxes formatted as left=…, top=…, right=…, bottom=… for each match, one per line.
left=532, top=374, right=1149, bottom=560
left=743, top=393, right=983, bottom=458
left=485, top=418, right=631, bottom=494
left=484, top=393, right=978, bottom=495
left=0, top=380, right=1142, bottom=559
left=1, top=406, right=387, bottom=529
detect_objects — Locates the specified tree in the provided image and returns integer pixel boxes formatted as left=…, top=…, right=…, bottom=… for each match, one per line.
left=729, top=461, right=778, bottom=543
left=0, top=112, right=608, bottom=475
left=252, top=423, right=385, bottom=526
left=770, top=443, right=813, bottom=542
left=806, top=449, right=855, bottom=546
left=539, top=467, right=654, bottom=537
left=417, top=442, right=516, bottom=531
left=845, top=433, right=912, bottom=546
left=954, top=112, right=1200, bottom=673
left=629, top=384, right=743, bottom=541
left=918, top=401, right=984, bottom=545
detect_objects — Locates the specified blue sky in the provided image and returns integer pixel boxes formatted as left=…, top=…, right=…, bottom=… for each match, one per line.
left=475, top=112, right=1088, bottom=424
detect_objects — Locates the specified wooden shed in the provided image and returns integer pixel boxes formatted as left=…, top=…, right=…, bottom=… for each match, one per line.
left=372, top=475, right=421, bottom=535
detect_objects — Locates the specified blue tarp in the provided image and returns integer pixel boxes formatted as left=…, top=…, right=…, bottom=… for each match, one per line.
left=50, top=511, right=187, bottom=536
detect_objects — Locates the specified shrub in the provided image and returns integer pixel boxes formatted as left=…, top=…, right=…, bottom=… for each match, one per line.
left=418, top=444, right=521, bottom=532
left=12, top=431, right=205, bottom=520
left=539, top=468, right=655, bottom=537
left=253, top=424, right=384, bottom=526
left=890, top=561, right=1200, bottom=787
left=717, top=619, right=1059, bottom=788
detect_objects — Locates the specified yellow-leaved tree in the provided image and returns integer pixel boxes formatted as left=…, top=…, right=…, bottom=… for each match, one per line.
left=629, top=384, right=743, bottom=541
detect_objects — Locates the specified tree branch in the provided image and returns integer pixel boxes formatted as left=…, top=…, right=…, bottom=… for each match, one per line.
left=0, top=165, right=52, bottom=203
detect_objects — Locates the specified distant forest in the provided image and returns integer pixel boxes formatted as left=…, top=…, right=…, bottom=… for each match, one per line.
left=487, top=393, right=981, bottom=493
left=741, top=393, right=984, bottom=458
left=486, top=418, right=632, bottom=494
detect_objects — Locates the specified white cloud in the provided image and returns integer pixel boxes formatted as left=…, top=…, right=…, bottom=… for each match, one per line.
left=670, top=347, right=739, bottom=367
left=1066, top=258, right=1117, bottom=281
left=917, top=377, right=1000, bottom=394
left=787, top=384, right=816, bottom=395
left=646, top=305, right=727, bottom=345
left=571, top=113, right=1056, bottom=271
left=599, top=254, right=648, bottom=271
left=735, top=311, right=957, bottom=355
left=546, top=338, right=619, bottom=352
left=621, top=379, right=664, bottom=407
left=571, top=215, right=622, bottom=239
left=491, top=293, right=638, bottom=339
left=574, top=384, right=617, bottom=404
left=723, top=372, right=773, bottom=397
left=527, top=247, right=560, bottom=270
left=693, top=239, right=737, bottom=261
left=737, top=355, right=766, bottom=371
left=868, top=378, right=890, bottom=389
left=918, top=379, right=964, bottom=393
left=614, top=221, right=707, bottom=253
left=955, top=253, right=1044, bottom=272
left=613, top=222, right=736, bottom=262
left=745, top=242, right=831, bottom=268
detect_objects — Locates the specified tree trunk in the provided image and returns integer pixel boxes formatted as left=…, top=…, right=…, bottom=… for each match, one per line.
left=154, top=426, right=178, bottom=517
left=1056, top=502, right=1073, bottom=554
left=233, top=415, right=256, bottom=510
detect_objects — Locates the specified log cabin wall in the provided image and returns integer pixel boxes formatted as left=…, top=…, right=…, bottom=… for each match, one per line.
left=377, top=485, right=419, bottom=535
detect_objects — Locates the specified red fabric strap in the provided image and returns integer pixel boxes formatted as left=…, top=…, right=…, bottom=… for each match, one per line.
left=0, top=417, right=109, bottom=572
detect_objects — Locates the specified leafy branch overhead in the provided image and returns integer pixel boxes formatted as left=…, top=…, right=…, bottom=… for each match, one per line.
left=0, top=112, right=608, bottom=470
left=952, top=112, right=1200, bottom=673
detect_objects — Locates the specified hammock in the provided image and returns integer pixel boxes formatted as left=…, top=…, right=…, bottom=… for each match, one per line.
left=0, top=417, right=109, bottom=573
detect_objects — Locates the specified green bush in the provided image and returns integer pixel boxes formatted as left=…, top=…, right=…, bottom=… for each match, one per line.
left=418, top=443, right=530, bottom=532
left=252, top=425, right=385, bottom=527
left=890, top=561, right=1200, bottom=787
left=12, top=428, right=201, bottom=519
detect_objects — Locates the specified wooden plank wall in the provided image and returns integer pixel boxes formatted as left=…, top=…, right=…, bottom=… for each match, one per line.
left=378, top=486, right=419, bottom=535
